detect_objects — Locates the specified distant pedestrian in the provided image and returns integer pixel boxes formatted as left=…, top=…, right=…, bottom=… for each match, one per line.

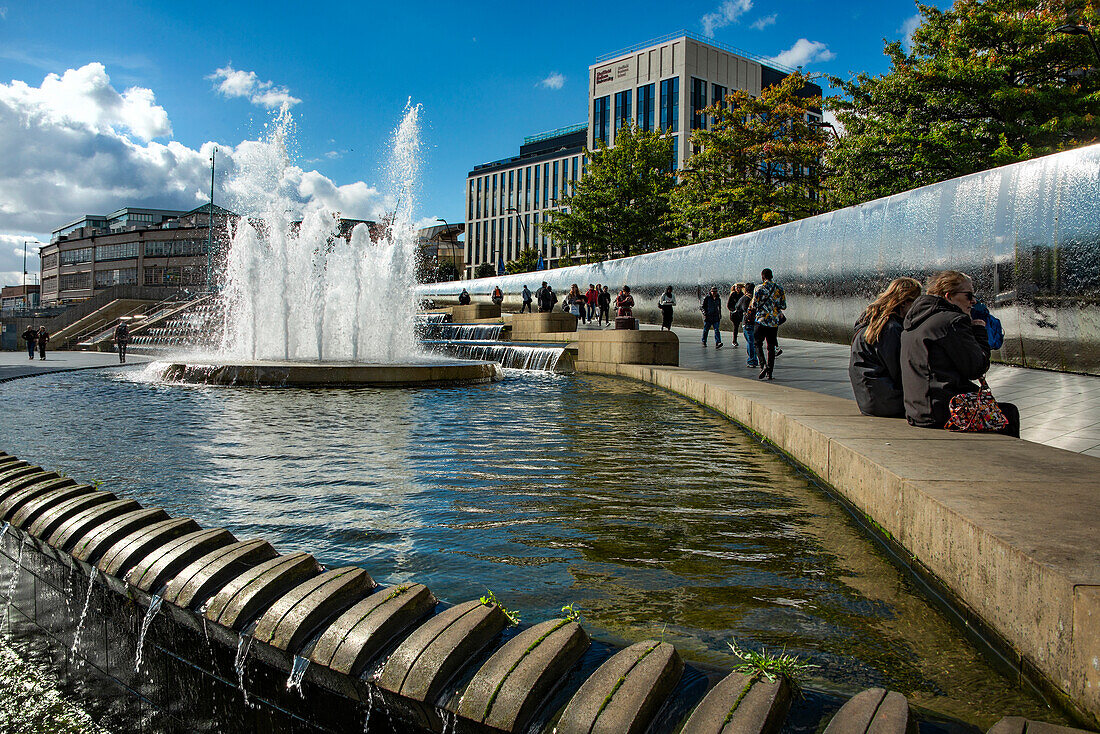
left=727, top=284, right=742, bottom=347
left=738, top=283, right=757, bottom=367
left=114, top=320, right=131, bottom=364
left=491, top=286, right=504, bottom=306
left=751, top=269, right=786, bottom=380
left=520, top=285, right=532, bottom=313
left=567, top=284, right=584, bottom=320
left=36, top=326, right=49, bottom=361
left=585, top=284, right=598, bottom=323
left=21, top=326, right=36, bottom=360
left=458, top=288, right=471, bottom=305
left=701, top=286, right=723, bottom=348
left=536, top=281, right=557, bottom=312
left=615, top=286, right=634, bottom=317
left=598, top=286, right=611, bottom=325
left=849, top=278, right=922, bottom=418
left=657, top=286, right=676, bottom=330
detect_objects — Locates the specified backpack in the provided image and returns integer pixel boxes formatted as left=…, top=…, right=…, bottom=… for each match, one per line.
left=971, top=303, right=1004, bottom=350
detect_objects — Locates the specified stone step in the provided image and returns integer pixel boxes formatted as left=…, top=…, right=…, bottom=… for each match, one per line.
left=556, top=639, right=684, bottom=734
left=0, top=480, right=90, bottom=523
left=162, top=539, right=279, bottom=610
left=45, top=498, right=143, bottom=551
left=69, top=508, right=171, bottom=565
left=203, top=551, right=322, bottom=630
left=0, top=471, right=73, bottom=505
left=126, top=528, right=238, bottom=594
left=680, top=671, right=791, bottom=734
left=456, top=617, right=590, bottom=733
left=309, top=582, right=437, bottom=677
left=96, top=517, right=202, bottom=578
left=26, top=491, right=118, bottom=540
left=822, top=688, right=916, bottom=734
left=378, top=598, right=510, bottom=703
left=252, top=566, right=375, bottom=654
left=0, top=463, right=36, bottom=486
left=8, top=484, right=97, bottom=530
left=987, top=717, right=1097, bottom=734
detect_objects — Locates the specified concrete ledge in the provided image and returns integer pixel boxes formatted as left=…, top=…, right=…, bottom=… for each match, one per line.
left=581, top=361, right=1100, bottom=726
left=452, top=303, right=501, bottom=321
left=510, top=312, right=578, bottom=338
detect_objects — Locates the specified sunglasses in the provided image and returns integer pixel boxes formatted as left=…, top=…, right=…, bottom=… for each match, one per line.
left=952, top=290, right=976, bottom=301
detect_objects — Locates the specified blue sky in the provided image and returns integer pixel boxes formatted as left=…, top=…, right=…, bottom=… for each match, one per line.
left=0, top=0, right=943, bottom=286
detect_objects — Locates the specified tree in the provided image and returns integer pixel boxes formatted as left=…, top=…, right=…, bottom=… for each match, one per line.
left=505, top=247, right=539, bottom=274
left=474, top=263, right=495, bottom=279
left=670, top=71, right=829, bottom=242
left=542, top=126, right=677, bottom=261
left=827, top=0, right=1100, bottom=207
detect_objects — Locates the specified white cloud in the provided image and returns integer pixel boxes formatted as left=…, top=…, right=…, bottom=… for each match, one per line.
left=208, top=64, right=301, bottom=109
left=751, top=13, right=777, bottom=30
left=768, top=39, right=836, bottom=68
left=539, top=72, right=565, bottom=90
left=823, top=108, right=845, bottom=136
left=0, top=63, right=386, bottom=288
left=701, top=0, right=753, bottom=37
left=900, top=13, right=921, bottom=53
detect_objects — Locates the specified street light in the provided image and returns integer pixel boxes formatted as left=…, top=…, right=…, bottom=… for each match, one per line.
left=809, top=120, right=840, bottom=141
left=435, top=218, right=460, bottom=280
left=505, top=207, right=529, bottom=261
left=1054, top=24, right=1100, bottom=65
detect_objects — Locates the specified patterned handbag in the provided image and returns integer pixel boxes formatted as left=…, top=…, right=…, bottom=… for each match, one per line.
left=944, top=377, right=1008, bottom=432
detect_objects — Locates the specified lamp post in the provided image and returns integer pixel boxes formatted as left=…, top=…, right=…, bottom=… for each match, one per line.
left=809, top=120, right=840, bottom=141
left=1054, top=24, right=1100, bottom=64
left=205, top=146, right=218, bottom=292
left=505, top=207, right=529, bottom=268
left=435, top=217, right=460, bottom=280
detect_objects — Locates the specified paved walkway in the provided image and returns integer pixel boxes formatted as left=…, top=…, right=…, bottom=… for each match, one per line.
left=0, top=351, right=153, bottom=383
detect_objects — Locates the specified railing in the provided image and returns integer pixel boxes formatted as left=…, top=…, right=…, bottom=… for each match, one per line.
left=593, top=29, right=795, bottom=73
left=523, top=123, right=589, bottom=146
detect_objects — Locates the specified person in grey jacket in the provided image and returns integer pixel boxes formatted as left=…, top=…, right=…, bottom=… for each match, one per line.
left=700, top=286, right=723, bottom=348
left=849, top=278, right=921, bottom=417
left=657, top=286, right=676, bottom=330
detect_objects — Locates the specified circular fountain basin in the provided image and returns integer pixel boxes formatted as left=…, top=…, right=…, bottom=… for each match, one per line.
left=160, top=360, right=503, bottom=387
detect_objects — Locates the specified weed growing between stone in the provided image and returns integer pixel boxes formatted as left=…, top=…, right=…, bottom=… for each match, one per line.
left=727, top=640, right=815, bottom=696
left=480, top=589, right=520, bottom=625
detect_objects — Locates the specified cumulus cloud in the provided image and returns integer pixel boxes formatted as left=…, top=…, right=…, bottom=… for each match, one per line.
left=539, top=72, right=565, bottom=90
left=900, top=13, right=921, bottom=53
left=751, top=13, right=777, bottom=30
left=701, top=0, right=753, bottom=37
left=0, top=63, right=386, bottom=288
left=208, top=64, right=301, bottom=109
left=768, top=39, right=836, bottom=68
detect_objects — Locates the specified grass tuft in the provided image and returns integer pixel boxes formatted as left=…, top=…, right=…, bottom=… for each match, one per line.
left=480, top=589, right=520, bottom=626
left=726, top=639, right=815, bottom=697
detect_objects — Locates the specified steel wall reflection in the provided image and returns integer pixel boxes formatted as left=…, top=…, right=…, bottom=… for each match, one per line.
left=423, top=144, right=1100, bottom=374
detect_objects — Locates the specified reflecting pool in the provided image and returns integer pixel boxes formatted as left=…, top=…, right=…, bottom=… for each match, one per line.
left=0, top=368, right=1064, bottom=727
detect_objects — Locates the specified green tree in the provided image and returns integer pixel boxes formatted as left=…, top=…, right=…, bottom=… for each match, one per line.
left=671, top=71, right=829, bottom=242
left=474, top=263, right=495, bottom=279
left=827, top=0, right=1100, bottom=207
left=505, top=247, right=539, bottom=274
left=542, top=126, right=677, bottom=261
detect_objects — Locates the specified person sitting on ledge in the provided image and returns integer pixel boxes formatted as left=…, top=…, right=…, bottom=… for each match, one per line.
left=491, top=286, right=504, bottom=306
left=458, top=288, right=471, bottom=305
left=849, top=277, right=921, bottom=417
left=901, top=270, right=1020, bottom=437
left=615, top=285, right=634, bottom=318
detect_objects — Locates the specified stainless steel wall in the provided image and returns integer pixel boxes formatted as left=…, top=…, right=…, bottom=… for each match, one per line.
left=422, top=144, right=1100, bottom=375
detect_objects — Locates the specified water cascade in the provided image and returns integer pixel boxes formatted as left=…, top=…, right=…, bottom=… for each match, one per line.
left=2, top=533, right=25, bottom=637
left=134, top=594, right=163, bottom=672
left=235, top=633, right=254, bottom=706
left=70, top=566, right=99, bottom=658
left=423, top=341, right=566, bottom=371
left=286, top=655, right=310, bottom=696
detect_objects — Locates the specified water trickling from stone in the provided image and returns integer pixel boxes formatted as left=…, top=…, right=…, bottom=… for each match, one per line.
left=70, top=567, right=98, bottom=659
left=134, top=594, right=162, bottom=672
left=361, top=688, right=374, bottom=732
left=2, top=534, right=26, bottom=638
left=286, top=654, right=309, bottom=696
left=235, top=634, right=254, bottom=706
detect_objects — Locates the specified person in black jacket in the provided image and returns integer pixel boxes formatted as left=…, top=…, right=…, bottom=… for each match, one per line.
left=849, top=278, right=921, bottom=417
left=900, top=271, right=1019, bottom=436
left=726, top=284, right=742, bottom=346
left=700, top=286, right=723, bottom=348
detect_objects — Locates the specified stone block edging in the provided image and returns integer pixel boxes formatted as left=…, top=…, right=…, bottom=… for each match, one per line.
left=576, top=361, right=1100, bottom=728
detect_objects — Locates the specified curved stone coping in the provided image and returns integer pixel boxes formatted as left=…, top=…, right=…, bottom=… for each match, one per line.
left=822, top=688, right=915, bottom=734
left=457, top=617, right=590, bottom=733
left=989, top=717, right=1096, bottom=734
left=681, top=671, right=790, bottom=734
left=203, top=551, right=322, bottom=630
left=96, top=517, right=202, bottom=578
left=126, top=528, right=238, bottom=593
left=68, top=507, right=170, bottom=565
left=0, top=478, right=86, bottom=522
left=45, top=498, right=142, bottom=551
left=0, top=471, right=71, bottom=505
left=378, top=598, right=510, bottom=703
left=309, top=582, right=437, bottom=677
left=252, top=566, right=375, bottom=653
left=27, top=491, right=117, bottom=539
left=160, top=361, right=503, bottom=388
left=163, top=539, right=279, bottom=610
left=556, top=639, right=684, bottom=734
left=9, top=484, right=97, bottom=530
left=0, top=462, right=35, bottom=484
left=585, top=362, right=1100, bottom=726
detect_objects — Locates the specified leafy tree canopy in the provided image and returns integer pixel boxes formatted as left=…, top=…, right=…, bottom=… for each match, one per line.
left=827, top=0, right=1100, bottom=206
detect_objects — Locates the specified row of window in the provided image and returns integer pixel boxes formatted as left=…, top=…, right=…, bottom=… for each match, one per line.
left=465, top=210, right=567, bottom=267
left=144, top=266, right=205, bottom=286
left=593, top=78, right=681, bottom=147
left=143, top=240, right=208, bottom=257
left=60, top=247, right=93, bottom=265
left=46, top=240, right=210, bottom=268
left=95, top=267, right=138, bottom=287
left=59, top=272, right=92, bottom=291
left=467, top=156, right=582, bottom=221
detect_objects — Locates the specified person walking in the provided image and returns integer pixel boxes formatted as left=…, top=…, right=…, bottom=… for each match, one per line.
left=598, top=286, right=611, bottom=326
left=657, top=286, right=676, bottom=330
left=537, top=282, right=557, bottom=313
left=900, top=271, right=1019, bottom=437
left=751, top=269, right=786, bottom=379
left=520, top=285, right=532, bottom=313
left=36, top=326, right=49, bottom=360
left=567, top=284, right=585, bottom=320
left=848, top=278, right=922, bottom=417
left=21, top=326, right=37, bottom=360
left=727, top=284, right=742, bottom=347
left=585, top=284, right=599, bottom=323
left=737, top=283, right=757, bottom=367
left=701, top=286, right=723, bottom=348
left=114, top=320, right=132, bottom=364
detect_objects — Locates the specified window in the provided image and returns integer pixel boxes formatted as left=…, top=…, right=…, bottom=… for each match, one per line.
left=551, top=161, right=558, bottom=205
left=143, top=266, right=204, bottom=286
left=524, top=214, right=530, bottom=251
left=41, top=253, right=58, bottom=270
left=614, top=90, right=632, bottom=131
left=476, top=178, right=482, bottom=219
left=95, top=267, right=137, bottom=287
left=60, top=247, right=93, bottom=265
left=525, top=166, right=532, bottom=210
left=144, top=240, right=206, bottom=257
left=671, top=136, right=679, bottom=171
left=691, top=78, right=707, bottom=130
left=60, top=272, right=92, bottom=290
left=637, top=84, right=655, bottom=132
left=491, top=174, right=497, bottom=217
left=534, top=165, right=540, bottom=208
left=507, top=218, right=513, bottom=261
left=95, top=242, right=139, bottom=261
left=532, top=218, right=539, bottom=255
left=42, top=275, right=58, bottom=293
left=543, top=163, right=549, bottom=206
left=712, top=84, right=727, bottom=113
left=593, top=95, right=610, bottom=146
left=508, top=170, right=514, bottom=210
left=468, top=180, right=475, bottom=220
left=660, top=78, right=679, bottom=132
left=572, top=157, right=579, bottom=188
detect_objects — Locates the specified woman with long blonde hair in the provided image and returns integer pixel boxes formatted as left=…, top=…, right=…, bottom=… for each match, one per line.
left=849, top=277, right=922, bottom=417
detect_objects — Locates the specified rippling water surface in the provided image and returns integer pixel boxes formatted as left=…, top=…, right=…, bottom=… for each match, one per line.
left=0, top=367, right=1062, bottom=726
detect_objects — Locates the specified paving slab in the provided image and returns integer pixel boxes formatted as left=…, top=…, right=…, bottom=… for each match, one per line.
left=680, top=671, right=791, bottom=734
left=203, top=551, right=322, bottom=630
left=96, top=517, right=202, bottom=578
left=0, top=350, right=153, bottom=383
left=162, top=539, right=279, bottom=610
left=251, top=566, right=375, bottom=653
left=126, top=527, right=238, bottom=593
left=310, top=582, right=437, bottom=677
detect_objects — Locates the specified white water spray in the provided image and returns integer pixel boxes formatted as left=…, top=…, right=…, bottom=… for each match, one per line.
left=2, top=534, right=26, bottom=638
left=286, top=654, right=309, bottom=696
left=235, top=633, right=254, bottom=706
left=134, top=594, right=162, bottom=672
left=70, top=567, right=98, bottom=659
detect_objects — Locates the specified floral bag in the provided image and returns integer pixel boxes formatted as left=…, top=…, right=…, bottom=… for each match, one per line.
left=944, top=377, right=1008, bottom=432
